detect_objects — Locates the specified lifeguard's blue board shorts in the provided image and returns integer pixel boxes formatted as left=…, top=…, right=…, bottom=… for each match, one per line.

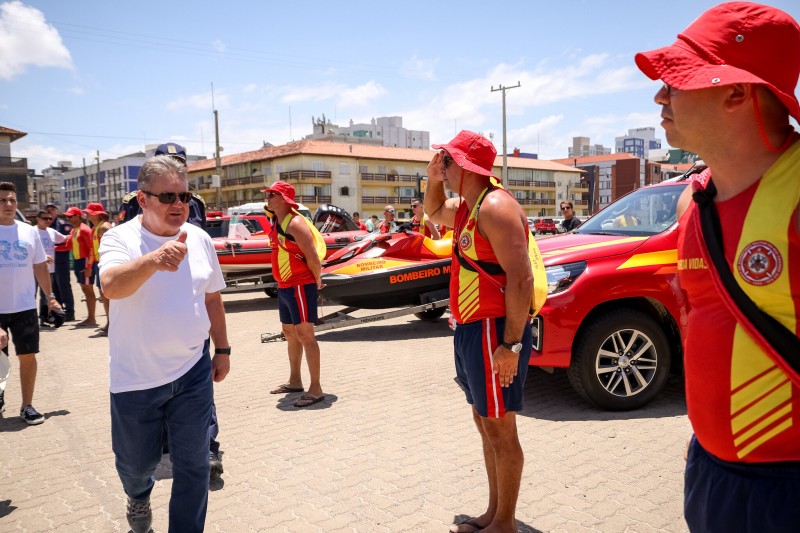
left=454, top=317, right=532, bottom=418
left=684, top=435, right=800, bottom=532
left=278, top=283, right=318, bottom=325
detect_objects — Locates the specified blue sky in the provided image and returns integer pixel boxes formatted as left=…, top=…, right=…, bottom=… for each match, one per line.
left=2, top=0, right=799, bottom=173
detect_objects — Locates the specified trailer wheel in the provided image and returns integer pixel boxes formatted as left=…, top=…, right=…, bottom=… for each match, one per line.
left=414, top=307, right=446, bottom=321
left=264, top=287, right=278, bottom=298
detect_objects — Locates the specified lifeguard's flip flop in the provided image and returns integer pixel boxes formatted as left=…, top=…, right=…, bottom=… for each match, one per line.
left=293, top=395, right=324, bottom=408
left=269, top=384, right=304, bottom=394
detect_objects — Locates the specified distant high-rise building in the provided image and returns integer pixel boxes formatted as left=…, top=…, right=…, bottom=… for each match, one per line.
left=568, top=136, right=611, bottom=158
left=306, top=115, right=430, bottom=149
left=615, top=127, right=662, bottom=159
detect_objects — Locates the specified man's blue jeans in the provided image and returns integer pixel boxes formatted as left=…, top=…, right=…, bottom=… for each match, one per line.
left=111, top=354, right=212, bottom=533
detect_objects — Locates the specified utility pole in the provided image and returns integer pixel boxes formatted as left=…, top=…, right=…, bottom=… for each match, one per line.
left=95, top=150, right=101, bottom=204
left=82, top=157, right=88, bottom=208
left=490, top=81, right=521, bottom=187
left=212, top=83, right=223, bottom=209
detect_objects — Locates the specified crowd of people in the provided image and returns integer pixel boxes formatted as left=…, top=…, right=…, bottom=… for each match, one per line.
left=1, top=3, right=799, bottom=531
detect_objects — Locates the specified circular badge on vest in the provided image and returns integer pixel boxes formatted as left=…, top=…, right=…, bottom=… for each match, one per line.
left=737, top=240, right=782, bottom=286
left=459, top=232, right=472, bottom=251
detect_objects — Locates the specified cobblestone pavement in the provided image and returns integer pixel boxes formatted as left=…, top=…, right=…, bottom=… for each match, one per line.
left=0, top=288, right=691, bottom=532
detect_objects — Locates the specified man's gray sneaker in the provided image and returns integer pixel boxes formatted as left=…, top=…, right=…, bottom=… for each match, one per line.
left=19, top=405, right=44, bottom=425
left=210, top=450, right=224, bottom=478
left=126, top=497, right=152, bottom=533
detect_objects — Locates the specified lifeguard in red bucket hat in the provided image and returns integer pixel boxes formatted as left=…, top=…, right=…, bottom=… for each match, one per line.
left=262, top=180, right=327, bottom=408
left=424, top=131, right=542, bottom=533
left=636, top=3, right=800, bottom=531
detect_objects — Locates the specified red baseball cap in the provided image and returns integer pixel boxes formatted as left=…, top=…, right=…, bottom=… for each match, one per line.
left=64, top=206, right=83, bottom=217
left=635, top=2, right=800, bottom=122
left=432, top=130, right=498, bottom=178
left=82, top=202, right=108, bottom=216
left=260, top=180, right=299, bottom=209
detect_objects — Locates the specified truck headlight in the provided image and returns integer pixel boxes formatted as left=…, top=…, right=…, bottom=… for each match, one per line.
left=545, top=261, right=587, bottom=295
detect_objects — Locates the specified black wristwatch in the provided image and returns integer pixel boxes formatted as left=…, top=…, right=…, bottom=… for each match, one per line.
left=214, top=347, right=231, bottom=355
left=501, top=341, right=523, bottom=354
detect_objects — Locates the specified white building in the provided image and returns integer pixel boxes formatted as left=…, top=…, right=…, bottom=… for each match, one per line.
left=615, top=127, right=662, bottom=159
left=306, top=115, right=430, bottom=149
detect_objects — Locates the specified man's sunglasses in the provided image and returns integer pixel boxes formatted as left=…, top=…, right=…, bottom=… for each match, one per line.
left=385, top=209, right=396, bottom=214
left=142, top=190, right=192, bottom=204
left=266, top=192, right=279, bottom=198
left=443, top=155, right=454, bottom=167
left=410, top=204, right=421, bottom=209
left=561, top=206, right=572, bottom=211
left=38, top=216, right=53, bottom=220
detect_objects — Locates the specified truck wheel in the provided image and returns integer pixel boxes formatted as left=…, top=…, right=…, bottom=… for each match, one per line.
left=567, top=309, right=671, bottom=411
left=414, top=307, right=446, bottom=321
left=264, top=287, right=278, bottom=298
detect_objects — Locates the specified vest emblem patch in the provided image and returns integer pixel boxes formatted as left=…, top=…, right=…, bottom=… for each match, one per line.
left=737, top=240, right=782, bottom=286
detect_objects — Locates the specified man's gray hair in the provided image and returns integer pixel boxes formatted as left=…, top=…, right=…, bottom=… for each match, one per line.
left=137, top=155, right=188, bottom=190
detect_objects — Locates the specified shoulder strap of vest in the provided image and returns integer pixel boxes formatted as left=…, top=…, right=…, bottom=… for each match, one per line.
left=274, top=213, right=306, bottom=262
left=693, top=178, right=800, bottom=382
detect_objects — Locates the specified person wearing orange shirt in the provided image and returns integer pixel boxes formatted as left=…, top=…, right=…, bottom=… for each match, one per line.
left=64, top=206, right=97, bottom=327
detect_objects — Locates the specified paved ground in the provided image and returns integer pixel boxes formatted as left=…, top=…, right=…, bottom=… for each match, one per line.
left=0, top=287, right=692, bottom=532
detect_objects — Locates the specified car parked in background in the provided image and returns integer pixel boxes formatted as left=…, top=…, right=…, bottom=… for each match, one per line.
left=534, top=217, right=558, bottom=235
left=530, top=177, right=690, bottom=410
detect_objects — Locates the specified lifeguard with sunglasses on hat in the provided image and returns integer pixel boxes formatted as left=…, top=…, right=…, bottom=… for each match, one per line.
left=424, top=130, right=541, bottom=533
left=635, top=2, right=800, bottom=530
left=98, top=155, right=230, bottom=532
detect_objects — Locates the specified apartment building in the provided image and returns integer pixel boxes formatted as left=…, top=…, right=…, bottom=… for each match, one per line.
left=615, top=127, right=662, bottom=159
left=187, top=140, right=583, bottom=219
left=306, top=115, right=429, bottom=150
left=568, top=136, right=611, bottom=158
left=0, top=126, right=32, bottom=211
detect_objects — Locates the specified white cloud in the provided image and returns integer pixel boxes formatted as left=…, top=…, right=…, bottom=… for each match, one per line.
left=68, top=86, right=85, bottom=96
left=279, top=80, right=387, bottom=109
left=401, top=55, right=438, bottom=80
left=242, top=83, right=257, bottom=93
left=166, top=90, right=230, bottom=111
left=0, top=1, right=73, bottom=80
left=211, top=39, right=225, bottom=53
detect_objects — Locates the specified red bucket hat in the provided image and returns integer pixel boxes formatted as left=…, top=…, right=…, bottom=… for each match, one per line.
left=260, top=180, right=299, bottom=209
left=431, top=130, right=498, bottom=178
left=82, top=202, right=108, bottom=216
left=635, top=2, right=800, bottom=122
left=63, top=206, right=83, bottom=217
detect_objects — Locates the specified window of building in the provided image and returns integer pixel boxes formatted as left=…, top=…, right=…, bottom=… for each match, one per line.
left=377, top=165, right=387, bottom=174
left=311, top=161, right=324, bottom=171
left=359, top=165, right=368, bottom=174
left=340, top=163, right=350, bottom=174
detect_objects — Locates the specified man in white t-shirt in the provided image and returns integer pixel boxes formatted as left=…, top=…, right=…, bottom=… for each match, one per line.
left=35, top=210, right=66, bottom=326
left=0, top=182, right=62, bottom=425
left=99, top=156, right=230, bottom=533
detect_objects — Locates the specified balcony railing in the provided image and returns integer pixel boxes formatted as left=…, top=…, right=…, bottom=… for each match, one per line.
left=0, top=156, right=27, bottom=168
left=516, top=198, right=556, bottom=206
left=361, top=173, right=417, bottom=183
left=507, top=179, right=555, bottom=188
left=297, top=195, right=331, bottom=204
left=361, top=196, right=400, bottom=205
left=279, top=170, right=332, bottom=180
left=222, top=176, right=264, bottom=187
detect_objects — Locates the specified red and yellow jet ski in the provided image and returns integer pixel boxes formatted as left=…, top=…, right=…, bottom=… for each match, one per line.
left=320, top=224, right=452, bottom=309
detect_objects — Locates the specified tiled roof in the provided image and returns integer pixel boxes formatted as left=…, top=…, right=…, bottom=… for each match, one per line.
left=187, top=139, right=582, bottom=174
left=0, top=126, right=27, bottom=142
left=551, top=152, right=639, bottom=165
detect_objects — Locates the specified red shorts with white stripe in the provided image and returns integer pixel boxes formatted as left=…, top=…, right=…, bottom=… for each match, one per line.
left=278, top=283, right=319, bottom=325
left=453, top=317, right=532, bottom=418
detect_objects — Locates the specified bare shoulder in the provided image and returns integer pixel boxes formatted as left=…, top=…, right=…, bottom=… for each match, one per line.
left=287, top=214, right=311, bottom=237
left=479, top=189, right=526, bottom=226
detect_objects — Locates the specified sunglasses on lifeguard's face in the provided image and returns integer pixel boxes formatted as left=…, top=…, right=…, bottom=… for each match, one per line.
left=385, top=209, right=396, bottom=214
left=142, top=190, right=192, bottom=205
left=411, top=204, right=420, bottom=209
left=266, top=191, right=279, bottom=198
left=443, top=156, right=454, bottom=167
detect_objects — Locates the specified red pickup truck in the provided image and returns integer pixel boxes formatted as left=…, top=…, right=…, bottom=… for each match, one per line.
left=531, top=178, right=689, bottom=410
